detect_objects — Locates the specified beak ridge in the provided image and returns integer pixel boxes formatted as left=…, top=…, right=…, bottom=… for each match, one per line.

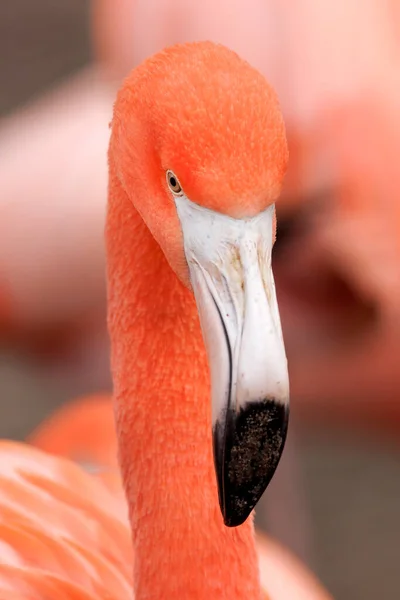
left=175, top=195, right=290, bottom=527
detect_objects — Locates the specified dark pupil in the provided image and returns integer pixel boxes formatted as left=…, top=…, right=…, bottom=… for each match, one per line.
left=169, top=176, right=177, bottom=188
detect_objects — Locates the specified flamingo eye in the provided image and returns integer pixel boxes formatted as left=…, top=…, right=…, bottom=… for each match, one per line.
left=166, top=170, right=183, bottom=196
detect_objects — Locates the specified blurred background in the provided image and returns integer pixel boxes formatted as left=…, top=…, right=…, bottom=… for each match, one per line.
left=1, top=1, right=400, bottom=598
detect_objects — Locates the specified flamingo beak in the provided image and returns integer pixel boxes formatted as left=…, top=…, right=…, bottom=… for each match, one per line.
left=175, top=196, right=290, bottom=528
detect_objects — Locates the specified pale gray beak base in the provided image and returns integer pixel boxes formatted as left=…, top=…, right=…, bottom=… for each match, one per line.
left=213, top=399, right=289, bottom=527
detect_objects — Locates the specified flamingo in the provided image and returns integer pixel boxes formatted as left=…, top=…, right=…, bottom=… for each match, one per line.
left=278, top=69, right=400, bottom=432
left=0, top=41, right=331, bottom=599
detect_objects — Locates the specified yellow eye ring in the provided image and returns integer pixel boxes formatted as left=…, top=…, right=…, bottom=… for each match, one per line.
left=166, top=170, right=183, bottom=196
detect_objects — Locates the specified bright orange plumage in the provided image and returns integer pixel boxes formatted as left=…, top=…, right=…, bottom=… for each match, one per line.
left=0, top=436, right=330, bottom=600
left=112, top=42, right=288, bottom=217
left=0, top=441, right=131, bottom=600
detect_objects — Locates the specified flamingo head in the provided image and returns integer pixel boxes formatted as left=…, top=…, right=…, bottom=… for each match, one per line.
left=110, top=41, right=290, bottom=527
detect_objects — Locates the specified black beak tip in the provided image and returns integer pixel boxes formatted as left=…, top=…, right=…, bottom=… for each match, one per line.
left=213, top=399, right=289, bottom=528
left=223, top=510, right=249, bottom=528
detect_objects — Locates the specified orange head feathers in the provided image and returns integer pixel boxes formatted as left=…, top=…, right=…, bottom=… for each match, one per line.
left=109, top=41, right=287, bottom=283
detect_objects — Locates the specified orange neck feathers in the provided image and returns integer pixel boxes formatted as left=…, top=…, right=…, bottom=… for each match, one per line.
left=106, top=166, right=263, bottom=599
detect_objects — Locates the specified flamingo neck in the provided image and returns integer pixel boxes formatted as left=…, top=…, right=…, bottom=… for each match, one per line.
left=106, top=189, right=263, bottom=600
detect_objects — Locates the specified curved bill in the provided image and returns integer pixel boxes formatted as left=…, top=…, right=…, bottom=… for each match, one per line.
left=175, top=195, right=290, bottom=528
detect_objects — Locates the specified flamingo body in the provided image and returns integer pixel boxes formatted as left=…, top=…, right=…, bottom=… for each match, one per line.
left=0, top=441, right=329, bottom=600
left=0, top=441, right=131, bottom=600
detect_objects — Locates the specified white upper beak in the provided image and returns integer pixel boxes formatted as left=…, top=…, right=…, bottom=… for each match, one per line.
left=175, top=195, right=289, bottom=527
